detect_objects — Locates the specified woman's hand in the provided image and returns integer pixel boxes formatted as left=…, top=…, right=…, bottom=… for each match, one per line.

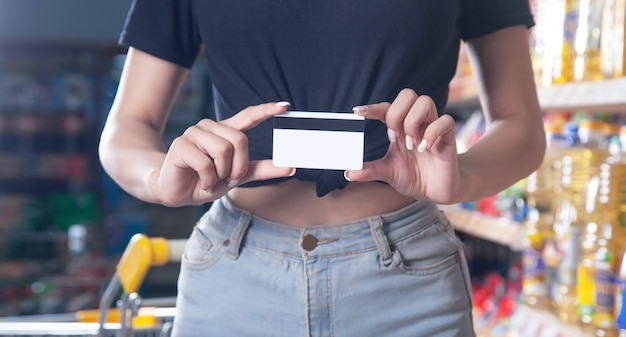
left=344, top=89, right=461, bottom=204
left=151, top=102, right=295, bottom=206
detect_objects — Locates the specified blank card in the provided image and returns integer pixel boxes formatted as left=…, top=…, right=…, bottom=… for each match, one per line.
left=272, top=111, right=365, bottom=170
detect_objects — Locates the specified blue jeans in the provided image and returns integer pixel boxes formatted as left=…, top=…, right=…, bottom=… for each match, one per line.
left=172, top=196, right=475, bottom=337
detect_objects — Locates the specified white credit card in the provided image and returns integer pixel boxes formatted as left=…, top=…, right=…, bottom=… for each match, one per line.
left=272, top=111, right=365, bottom=170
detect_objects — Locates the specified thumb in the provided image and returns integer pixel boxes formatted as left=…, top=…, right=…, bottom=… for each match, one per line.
left=240, top=160, right=296, bottom=185
left=344, top=160, right=392, bottom=184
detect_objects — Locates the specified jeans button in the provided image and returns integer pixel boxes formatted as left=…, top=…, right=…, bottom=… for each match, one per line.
left=301, top=234, right=318, bottom=251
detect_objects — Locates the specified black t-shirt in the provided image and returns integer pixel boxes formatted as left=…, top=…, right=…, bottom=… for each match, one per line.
left=119, top=0, right=534, bottom=196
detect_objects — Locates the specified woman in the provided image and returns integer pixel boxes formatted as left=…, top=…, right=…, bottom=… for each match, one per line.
left=99, top=1, right=546, bottom=336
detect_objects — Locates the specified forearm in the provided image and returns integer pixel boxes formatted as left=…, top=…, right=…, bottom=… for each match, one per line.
left=451, top=25, right=546, bottom=203
left=455, top=112, right=546, bottom=203
left=98, top=48, right=191, bottom=204
left=99, top=116, right=167, bottom=204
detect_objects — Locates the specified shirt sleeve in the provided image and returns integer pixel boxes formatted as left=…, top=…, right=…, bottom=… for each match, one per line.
left=119, top=0, right=202, bottom=68
left=460, top=0, right=535, bottom=41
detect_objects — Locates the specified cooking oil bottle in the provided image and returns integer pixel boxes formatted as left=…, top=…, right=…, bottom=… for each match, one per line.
left=553, top=121, right=585, bottom=322
left=616, top=247, right=626, bottom=336
left=522, top=187, right=555, bottom=306
left=592, top=157, right=626, bottom=337
left=601, top=0, right=626, bottom=78
left=543, top=121, right=568, bottom=310
left=614, top=246, right=626, bottom=336
left=553, top=0, right=579, bottom=83
left=554, top=119, right=611, bottom=324
left=522, top=124, right=558, bottom=308
left=574, top=0, right=606, bottom=81
left=579, top=173, right=602, bottom=332
left=578, top=121, right=617, bottom=332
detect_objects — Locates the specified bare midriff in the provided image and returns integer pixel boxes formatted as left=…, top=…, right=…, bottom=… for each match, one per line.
left=227, top=179, right=416, bottom=227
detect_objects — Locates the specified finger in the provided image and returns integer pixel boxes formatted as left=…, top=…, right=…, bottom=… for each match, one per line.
left=220, top=101, right=291, bottom=132
left=352, top=89, right=419, bottom=144
left=238, top=160, right=296, bottom=185
left=403, top=95, right=438, bottom=151
left=344, top=159, right=392, bottom=184
left=168, top=136, right=219, bottom=189
left=417, top=114, right=456, bottom=153
left=182, top=124, right=234, bottom=181
left=352, top=102, right=391, bottom=122
left=196, top=119, right=249, bottom=184
left=385, top=88, right=419, bottom=133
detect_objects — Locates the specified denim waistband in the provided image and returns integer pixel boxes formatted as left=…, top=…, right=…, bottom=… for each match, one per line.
left=204, top=196, right=443, bottom=260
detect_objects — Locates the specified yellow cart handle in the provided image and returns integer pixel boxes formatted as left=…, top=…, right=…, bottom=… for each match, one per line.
left=97, top=234, right=186, bottom=336
left=116, top=233, right=186, bottom=294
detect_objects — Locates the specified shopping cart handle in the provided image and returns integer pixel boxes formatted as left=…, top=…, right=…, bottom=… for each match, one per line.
left=116, top=234, right=186, bottom=294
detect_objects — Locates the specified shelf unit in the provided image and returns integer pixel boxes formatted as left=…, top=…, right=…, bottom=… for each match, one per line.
left=440, top=205, right=522, bottom=252
left=448, top=76, right=626, bottom=112
left=509, top=306, right=590, bottom=337
left=537, top=77, right=626, bottom=112
left=446, top=77, right=626, bottom=337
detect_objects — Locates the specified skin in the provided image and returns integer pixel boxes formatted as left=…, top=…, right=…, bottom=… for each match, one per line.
left=99, top=25, right=546, bottom=226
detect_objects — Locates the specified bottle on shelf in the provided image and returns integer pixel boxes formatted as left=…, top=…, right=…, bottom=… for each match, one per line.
left=552, top=0, right=580, bottom=83
left=522, top=136, right=556, bottom=308
left=554, top=118, right=611, bottom=324
left=592, top=161, right=626, bottom=337
left=574, top=0, right=606, bottom=81
left=616, top=247, right=626, bottom=337
left=578, top=172, right=601, bottom=332
left=600, top=0, right=626, bottom=78
left=578, top=120, right=618, bottom=332
left=531, top=0, right=550, bottom=87
left=523, top=119, right=568, bottom=309
left=590, top=125, right=626, bottom=337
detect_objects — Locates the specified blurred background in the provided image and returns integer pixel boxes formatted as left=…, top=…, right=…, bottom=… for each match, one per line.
left=0, top=0, right=213, bottom=317
left=0, top=1, right=626, bottom=337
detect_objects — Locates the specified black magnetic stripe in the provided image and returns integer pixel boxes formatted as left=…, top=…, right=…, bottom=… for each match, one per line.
left=273, top=117, right=364, bottom=132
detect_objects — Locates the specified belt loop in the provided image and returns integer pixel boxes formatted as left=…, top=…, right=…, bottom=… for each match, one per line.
left=227, top=210, right=252, bottom=260
left=369, top=216, right=393, bottom=266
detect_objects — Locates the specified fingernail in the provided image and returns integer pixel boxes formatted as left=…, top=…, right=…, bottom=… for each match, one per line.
left=276, top=101, right=291, bottom=107
left=417, top=139, right=428, bottom=152
left=352, top=106, right=367, bottom=114
left=387, top=128, right=396, bottom=143
left=343, top=171, right=351, bottom=181
left=288, top=168, right=297, bottom=176
left=227, top=179, right=239, bottom=188
left=405, top=135, right=414, bottom=150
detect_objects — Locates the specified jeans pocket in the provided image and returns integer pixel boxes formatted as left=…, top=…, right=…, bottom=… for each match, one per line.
left=391, top=221, right=460, bottom=277
left=182, top=225, right=228, bottom=270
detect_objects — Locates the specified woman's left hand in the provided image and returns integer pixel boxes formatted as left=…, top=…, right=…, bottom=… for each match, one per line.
left=344, top=88, right=461, bottom=204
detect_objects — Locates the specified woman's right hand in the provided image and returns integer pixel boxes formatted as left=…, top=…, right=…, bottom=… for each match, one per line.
left=151, top=102, right=295, bottom=206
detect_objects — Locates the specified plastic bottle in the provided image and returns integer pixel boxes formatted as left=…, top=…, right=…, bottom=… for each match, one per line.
left=579, top=173, right=601, bottom=331
left=542, top=121, right=568, bottom=310
left=601, top=0, right=626, bottom=78
left=616, top=248, right=626, bottom=336
left=578, top=121, right=616, bottom=331
left=615, top=0, right=626, bottom=77
left=554, top=119, right=610, bottom=324
left=552, top=121, right=584, bottom=322
left=553, top=0, right=579, bottom=83
left=591, top=127, right=626, bottom=337
left=522, top=133, right=556, bottom=307
left=531, top=0, right=550, bottom=87
left=592, top=159, right=626, bottom=337
left=616, top=127, right=626, bottom=337
left=574, top=0, right=606, bottom=81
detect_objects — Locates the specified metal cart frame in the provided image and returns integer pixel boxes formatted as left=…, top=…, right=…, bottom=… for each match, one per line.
left=0, top=234, right=186, bottom=337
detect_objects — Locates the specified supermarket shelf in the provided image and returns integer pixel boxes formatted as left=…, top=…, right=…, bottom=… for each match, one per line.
left=440, top=205, right=522, bottom=251
left=538, top=77, right=626, bottom=112
left=447, top=77, right=626, bottom=113
left=508, top=305, right=590, bottom=337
